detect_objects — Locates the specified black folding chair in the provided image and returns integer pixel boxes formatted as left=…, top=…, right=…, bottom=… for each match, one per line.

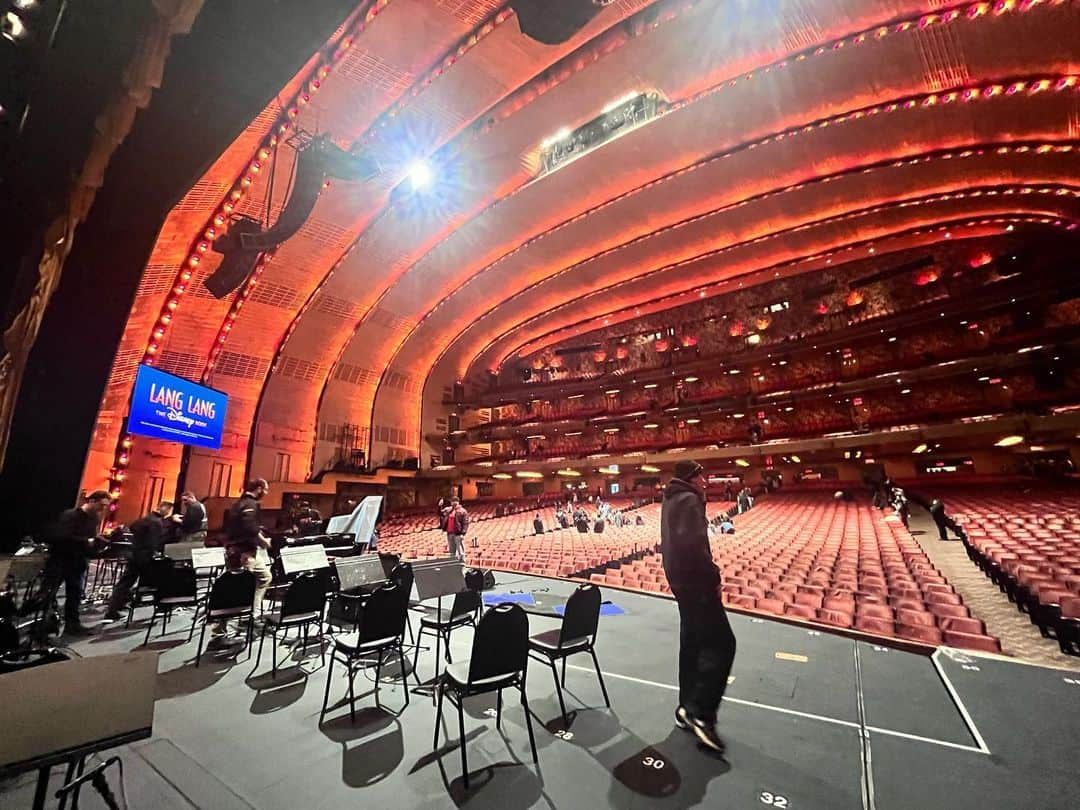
left=434, top=602, right=538, bottom=789
left=125, top=557, right=175, bottom=627
left=390, top=562, right=416, bottom=643
left=528, top=583, right=611, bottom=723
left=414, top=589, right=481, bottom=677
left=194, top=570, right=256, bottom=667
left=254, top=573, right=327, bottom=677
left=320, top=582, right=410, bottom=721
left=141, top=566, right=199, bottom=646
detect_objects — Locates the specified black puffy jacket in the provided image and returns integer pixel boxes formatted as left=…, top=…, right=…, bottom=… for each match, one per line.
left=660, top=478, right=721, bottom=595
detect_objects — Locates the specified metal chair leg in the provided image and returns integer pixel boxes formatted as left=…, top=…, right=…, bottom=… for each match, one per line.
left=195, top=621, right=208, bottom=667
left=496, top=688, right=503, bottom=730
left=433, top=679, right=445, bottom=748
left=398, top=644, right=410, bottom=708
left=457, top=698, right=469, bottom=789
left=561, top=656, right=567, bottom=687
left=319, top=652, right=335, bottom=724
left=255, top=622, right=267, bottom=671
left=521, top=683, right=538, bottom=763
left=142, top=609, right=155, bottom=647
left=348, top=660, right=357, bottom=723
left=374, top=647, right=383, bottom=708
left=550, top=658, right=568, bottom=722
left=272, top=626, right=280, bottom=677
left=589, top=647, right=611, bottom=707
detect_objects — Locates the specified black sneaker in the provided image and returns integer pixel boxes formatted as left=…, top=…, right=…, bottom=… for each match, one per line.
left=102, top=612, right=122, bottom=622
left=675, top=705, right=691, bottom=731
left=686, top=714, right=725, bottom=754
left=63, top=622, right=93, bottom=637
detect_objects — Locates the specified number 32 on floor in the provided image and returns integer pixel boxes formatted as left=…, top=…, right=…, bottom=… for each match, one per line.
left=760, top=790, right=790, bottom=808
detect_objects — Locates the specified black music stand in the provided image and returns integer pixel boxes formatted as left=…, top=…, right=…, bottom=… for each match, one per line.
left=334, top=554, right=388, bottom=593
left=410, top=558, right=466, bottom=700
left=280, top=544, right=330, bottom=575
left=0, top=652, right=157, bottom=810
left=163, top=540, right=206, bottom=562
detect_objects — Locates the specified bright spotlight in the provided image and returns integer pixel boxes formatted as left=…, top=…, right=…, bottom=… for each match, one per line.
left=2, top=11, right=27, bottom=41
left=406, top=160, right=432, bottom=191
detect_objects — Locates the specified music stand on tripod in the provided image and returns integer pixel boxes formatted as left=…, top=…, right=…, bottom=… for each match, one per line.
left=410, top=558, right=466, bottom=700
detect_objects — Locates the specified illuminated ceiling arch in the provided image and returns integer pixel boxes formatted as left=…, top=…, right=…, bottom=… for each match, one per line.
left=88, top=0, right=1080, bottom=512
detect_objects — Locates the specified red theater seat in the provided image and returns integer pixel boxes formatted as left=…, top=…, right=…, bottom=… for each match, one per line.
left=898, top=624, right=943, bottom=645
left=817, top=608, right=854, bottom=628
left=939, top=616, right=986, bottom=636
left=942, top=630, right=1002, bottom=654
left=855, top=616, right=895, bottom=637
left=785, top=604, right=817, bottom=621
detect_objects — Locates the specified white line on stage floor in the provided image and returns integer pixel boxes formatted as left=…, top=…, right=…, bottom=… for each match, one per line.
left=564, top=663, right=989, bottom=756
left=931, top=649, right=992, bottom=754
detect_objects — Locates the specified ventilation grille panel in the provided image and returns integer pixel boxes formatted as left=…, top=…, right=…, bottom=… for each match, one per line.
left=334, top=363, right=379, bottom=386
left=434, top=0, right=502, bottom=26
left=136, top=263, right=181, bottom=298
left=778, top=1, right=822, bottom=52
left=315, top=294, right=358, bottom=320
left=157, top=351, right=202, bottom=379
left=214, top=351, right=269, bottom=379
left=915, top=23, right=969, bottom=91
left=278, top=355, right=324, bottom=382
left=249, top=280, right=299, bottom=309
left=383, top=370, right=420, bottom=394
left=337, top=48, right=414, bottom=95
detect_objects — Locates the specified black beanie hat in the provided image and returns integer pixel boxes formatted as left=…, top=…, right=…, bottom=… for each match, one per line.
left=673, top=460, right=704, bottom=481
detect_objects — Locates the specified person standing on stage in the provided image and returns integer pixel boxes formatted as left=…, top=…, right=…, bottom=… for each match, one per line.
left=661, top=460, right=735, bottom=754
left=444, top=498, right=469, bottom=561
left=172, top=491, right=207, bottom=545
left=43, top=490, right=111, bottom=635
left=104, top=500, right=172, bottom=621
left=214, top=479, right=273, bottom=636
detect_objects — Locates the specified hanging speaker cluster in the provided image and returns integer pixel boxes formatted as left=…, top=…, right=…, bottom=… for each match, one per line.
left=202, top=135, right=380, bottom=298
left=509, top=0, right=612, bottom=45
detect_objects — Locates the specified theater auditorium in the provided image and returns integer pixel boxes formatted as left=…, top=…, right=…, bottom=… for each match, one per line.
left=1, top=0, right=1079, bottom=807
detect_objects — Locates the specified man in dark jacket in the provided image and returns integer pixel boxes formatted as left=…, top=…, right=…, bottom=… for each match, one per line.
left=661, top=460, right=735, bottom=754
left=104, top=500, right=173, bottom=620
left=929, top=499, right=966, bottom=542
left=43, top=490, right=111, bottom=634
left=172, top=491, right=207, bottom=544
left=214, top=479, right=273, bottom=635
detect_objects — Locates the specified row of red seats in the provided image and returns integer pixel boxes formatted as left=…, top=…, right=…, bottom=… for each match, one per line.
left=594, top=496, right=1000, bottom=653
left=939, top=486, right=1080, bottom=656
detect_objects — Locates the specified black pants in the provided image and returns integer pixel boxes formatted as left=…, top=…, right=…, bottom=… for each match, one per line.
left=43, top=554, right=87, bottom=622
left=675, top=588, right=737, bottom=722
left=934, top=514, right=964, bottom=541
left=107, top=555, right=153, bottom=615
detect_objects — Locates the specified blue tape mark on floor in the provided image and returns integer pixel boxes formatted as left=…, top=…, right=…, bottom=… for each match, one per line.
left=554, top=602, right=626, bottom=616
left=483, top=592, right=536, bottom=606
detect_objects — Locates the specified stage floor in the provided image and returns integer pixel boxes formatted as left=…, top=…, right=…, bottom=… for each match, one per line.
left=2, top=572, right=1078, bottom=809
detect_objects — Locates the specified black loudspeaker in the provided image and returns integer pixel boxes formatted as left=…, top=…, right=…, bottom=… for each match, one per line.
left=203, top=215, right=263, bottom=298
left=402, top=457, right=419, bottom=471
left=465, top=568, right=496, bottom=591
left=510, top=0, right=607, bottom=45
left=202, top=250, right=262, bottom=298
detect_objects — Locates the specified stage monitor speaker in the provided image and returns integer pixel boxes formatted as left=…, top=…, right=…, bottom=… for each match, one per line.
left=509, top=0, right=607, bottom=45
left=403, top=457, right=419, bottom=471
